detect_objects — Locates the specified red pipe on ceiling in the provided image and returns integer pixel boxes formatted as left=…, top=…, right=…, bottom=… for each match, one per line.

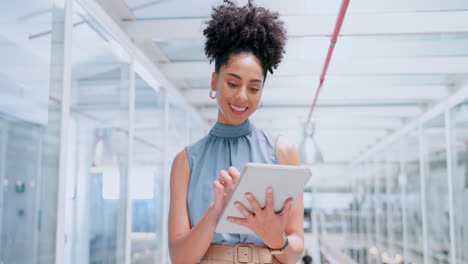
left=306, top=0, right=350, bottom=123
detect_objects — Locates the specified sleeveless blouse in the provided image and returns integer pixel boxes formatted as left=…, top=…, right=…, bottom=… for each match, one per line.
left=185, top=119, right=279, bottom=246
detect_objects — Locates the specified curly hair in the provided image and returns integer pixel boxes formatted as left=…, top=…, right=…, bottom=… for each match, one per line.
left=203, top=0, right=287, bottom=79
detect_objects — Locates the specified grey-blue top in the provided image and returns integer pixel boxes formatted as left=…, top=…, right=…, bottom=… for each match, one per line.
left=185, top=119, right=279, bottom=246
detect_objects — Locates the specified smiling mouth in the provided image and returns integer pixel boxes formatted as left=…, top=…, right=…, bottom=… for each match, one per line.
left=229, top=104, right=248, bottom=115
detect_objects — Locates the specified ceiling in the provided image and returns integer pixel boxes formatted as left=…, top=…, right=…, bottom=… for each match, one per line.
left=95, top=0, right=468, bottom=169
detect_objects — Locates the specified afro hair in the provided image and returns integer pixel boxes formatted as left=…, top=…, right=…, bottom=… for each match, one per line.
left=203, top=0, right=287, bottom=78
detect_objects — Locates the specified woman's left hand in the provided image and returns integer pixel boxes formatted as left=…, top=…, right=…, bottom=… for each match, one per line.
left=227, top=187, right=293, bottom=249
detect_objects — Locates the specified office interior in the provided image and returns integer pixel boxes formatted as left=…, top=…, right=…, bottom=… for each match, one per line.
left=1, top=0, right=468, bottom=263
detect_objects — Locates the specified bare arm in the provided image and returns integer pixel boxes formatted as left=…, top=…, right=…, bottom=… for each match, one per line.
left=168, top=150, right=240, bottom=264
left=168, top=150, right=215, bottom=264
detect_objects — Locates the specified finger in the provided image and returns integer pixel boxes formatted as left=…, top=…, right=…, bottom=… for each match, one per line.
left=219, top=170, right=233, bottom=186
left=245, top=193, right=262, bottom=213
left=278, top=198, right=294, bottom=216
left=213, top=181, right=225, bottom=195
left=227, top=216, right=249, bottom=227
left=235, top=202, right=254, bottom=219
left=227, top=166, right=241, bottom=184
left=265, top=187, right=274, bottom=210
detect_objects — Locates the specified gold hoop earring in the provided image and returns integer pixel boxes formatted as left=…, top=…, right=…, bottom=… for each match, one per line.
left=257, top=101, right=263, bottom=109
left=209, top=90, right=216, bottom=99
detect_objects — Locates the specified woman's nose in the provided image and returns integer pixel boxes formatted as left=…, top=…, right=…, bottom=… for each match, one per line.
left=235, top=87, right=248, bottom=102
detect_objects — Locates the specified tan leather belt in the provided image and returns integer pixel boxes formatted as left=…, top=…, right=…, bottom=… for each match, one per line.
left=200, top=244, right=281, bottom=264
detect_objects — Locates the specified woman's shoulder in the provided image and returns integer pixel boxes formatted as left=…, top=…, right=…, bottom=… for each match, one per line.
left=252, top=126, right=299, bottom=164
left=253, top=126, right=280, bottom=144
left=172, top=148, right=189, bottom=170
left=275, top=135, right=301, bottom=166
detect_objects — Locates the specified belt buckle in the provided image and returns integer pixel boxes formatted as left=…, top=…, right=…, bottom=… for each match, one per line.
left=234, top=243, right=256, bottom=264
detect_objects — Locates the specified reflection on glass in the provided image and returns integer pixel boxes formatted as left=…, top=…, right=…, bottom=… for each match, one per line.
left=375, top=154, right=388, bottom=251
left=0, top=0, right=63, bottom=263
left=130, top=74, right=165, bottom=263
left=403, top=131, right=424, bottom=263
left=387, top=146, right=403, bottom=256
left=423, top=115, right=450, bottom=264
left=451, top=100, right=468, bottom=263
left=63, top=3, right=130, bottom=264
left=168, top=98, right=187, bottom=162
left=368, top=162, right=378, bottom=263
left=357, top=174, right=368, bottom=263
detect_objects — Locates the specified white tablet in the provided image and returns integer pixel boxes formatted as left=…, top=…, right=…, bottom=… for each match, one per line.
left=215, top=163, right=312, bottom=234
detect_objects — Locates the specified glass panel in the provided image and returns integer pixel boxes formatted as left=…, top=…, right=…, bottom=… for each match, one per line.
left=359, top=168, right=369, bottom=241
left=403, top=130, right=424, bottom=263
left=350, top=182, right=358, bottom=262
left=423, top=114, right=450, bottom=264
left=63, top=3, right=130, bottom=264
left=372, top=156, right=382, bottom=255
left=130, top=74, right=165, bottom=263
left=1, top=115, right=49, bottom=264
left=0, top=0, right=64, bottom=263
left=375, top=153, right=388, bottom=251
left=357, top=169, right=369, bottom=264
left=367, top=160, right=378, bottom=263
left=386, top=146, right=403, bottom=257
left=450, top=100, right=468, bottom=263
left=168, top=99, right=187, bottom=160
left=163, top=97, right=187, bottom=264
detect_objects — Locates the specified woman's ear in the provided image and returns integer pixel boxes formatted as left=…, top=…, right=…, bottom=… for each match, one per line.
left=211, top=72, right=217, bottom=92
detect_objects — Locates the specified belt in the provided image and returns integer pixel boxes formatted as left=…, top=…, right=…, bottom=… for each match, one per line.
left=200, top=244, right=281, bottom=264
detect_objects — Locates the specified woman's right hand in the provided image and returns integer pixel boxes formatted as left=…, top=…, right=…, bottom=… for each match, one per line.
left=212, top=166, right=240, bottom=217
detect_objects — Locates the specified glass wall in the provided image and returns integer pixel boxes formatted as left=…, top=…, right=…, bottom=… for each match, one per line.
left=387, top=145, right=403, bottom=258
left=451, top=100, right=468, bottom=263
left=130, top=74, right=165, bottom=263
left=350, top=92, right=468, bottom=264
left=0, top=1, right=206, bottom=264
left=422, top=115, right=451, bottom=264
left=0, top=0, right=66, bottom=263
left=168, top=99, right=188, bottom=158
left=375, top=153, right=388, bottom=253
left=403, top=130, right=424, bottom=263
left=63, top=3, right=131, bottom=263
left=367, top=162, right=377, bottom=264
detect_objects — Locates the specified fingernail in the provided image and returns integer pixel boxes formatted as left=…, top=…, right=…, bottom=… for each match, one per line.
left=245, top=193, right=251, bottom=198
left=235, top=202, right=240, bottom=208
left=267, top=187, right=273, bottom=192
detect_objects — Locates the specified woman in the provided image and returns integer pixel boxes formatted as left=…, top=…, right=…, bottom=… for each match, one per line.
left=168, top=1, right=304, bottom=263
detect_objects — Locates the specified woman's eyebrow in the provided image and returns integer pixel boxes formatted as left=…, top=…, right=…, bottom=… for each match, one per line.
left=226, top=73, right=262, bottom=83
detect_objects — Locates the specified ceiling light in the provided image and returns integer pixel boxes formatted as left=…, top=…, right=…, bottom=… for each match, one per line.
left=298, top=122, right=324, bottom=165
left=92, top=128, right=116, bottom=169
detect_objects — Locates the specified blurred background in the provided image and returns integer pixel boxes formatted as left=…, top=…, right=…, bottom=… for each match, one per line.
left=0, top=0, right=467, bottom=263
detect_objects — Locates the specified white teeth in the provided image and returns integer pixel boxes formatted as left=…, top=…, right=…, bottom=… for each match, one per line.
left=230, top=104, right=247, bottom=111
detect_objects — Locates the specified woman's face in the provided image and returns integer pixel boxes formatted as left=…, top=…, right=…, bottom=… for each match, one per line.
left=211, top=52, right=264, bottom=125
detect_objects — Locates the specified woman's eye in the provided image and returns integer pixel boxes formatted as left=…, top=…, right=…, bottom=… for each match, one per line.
left=249, top=87, right=260, bottom=92
left=228, top=82, right=238, bottom=87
